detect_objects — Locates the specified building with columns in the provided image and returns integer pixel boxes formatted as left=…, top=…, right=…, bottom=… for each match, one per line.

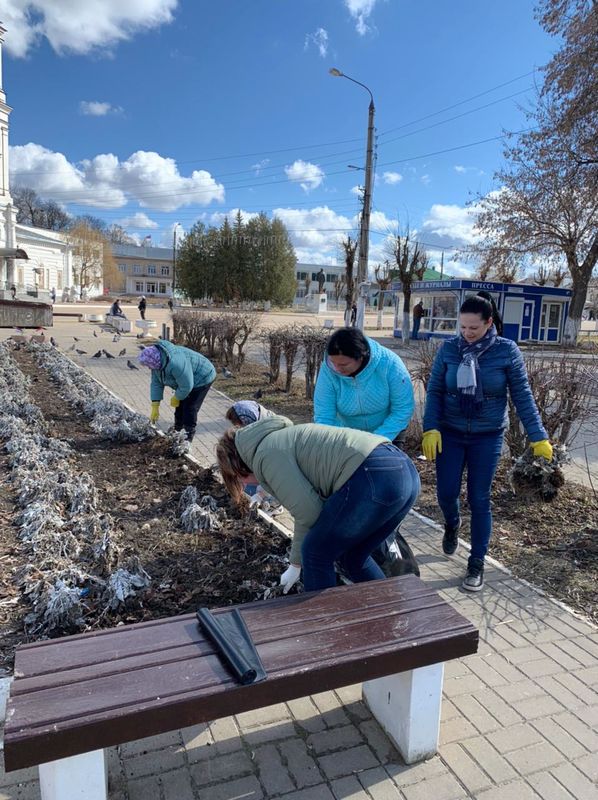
left=0, top=24, right=76, bottom=301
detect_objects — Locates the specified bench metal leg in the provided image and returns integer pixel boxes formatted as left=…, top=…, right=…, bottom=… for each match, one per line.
left=363, top=663, right=444, bottom=764
left=39, top=749, right=107, bottom=800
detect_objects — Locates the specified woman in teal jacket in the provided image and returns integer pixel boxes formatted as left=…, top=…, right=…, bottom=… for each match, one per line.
left=314, top=329, right=414, bottom=443
left=138, top=340, right=216, bottom=441
left=216, top=415, right=420, bottom=593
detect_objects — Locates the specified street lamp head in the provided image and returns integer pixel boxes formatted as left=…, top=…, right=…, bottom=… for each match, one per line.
left=329, top=67, right=343, bottom=77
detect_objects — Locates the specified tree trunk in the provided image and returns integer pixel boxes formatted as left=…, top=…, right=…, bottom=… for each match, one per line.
left=402, top=287, right=412, bottom=342
left=563, top=244, right=596, bottom=345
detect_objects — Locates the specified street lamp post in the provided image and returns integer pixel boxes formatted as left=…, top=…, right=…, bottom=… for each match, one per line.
left=330, top=67, right=375, bottom=331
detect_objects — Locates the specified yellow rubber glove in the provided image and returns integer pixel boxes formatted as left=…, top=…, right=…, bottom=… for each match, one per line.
left=531, top=439, right=553, bottom=460
left=422, top=429, right=442, bottom=461
left=170, top=396, right=180, bottom=408
left=150, top=401, right=160, bottom=423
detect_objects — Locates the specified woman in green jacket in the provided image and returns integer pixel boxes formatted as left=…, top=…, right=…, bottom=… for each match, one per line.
left=216, top=416, right=420, bottom=592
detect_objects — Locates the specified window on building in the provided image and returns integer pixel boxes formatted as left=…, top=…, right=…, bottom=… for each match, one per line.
left=135, top=281, right=144, bottom=293
left=421, top=293, right=459, bottom=333
left=297, top=271, right=307, bottom=280
left=17, top=267, right=24, bottom=286
left=146, top=282, right=156, bottom=294
left=133, top=265, right=141, bottom=274
left=158, top=283, right=167, bottom=294
left=161, top=266, right=170, bottom=276
left=326, top=273, right=337, bottom=283
left=147, top=265, right=156, bottom=275
left=118, top=264, right=127, bottom=273
left=56, top=271, right=63, bottom=290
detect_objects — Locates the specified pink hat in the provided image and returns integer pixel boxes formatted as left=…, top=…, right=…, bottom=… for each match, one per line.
left=138, top=345, right=162, bottom=370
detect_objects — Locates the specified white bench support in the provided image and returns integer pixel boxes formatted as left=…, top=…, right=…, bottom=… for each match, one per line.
left=362, top=662, right=444, bottom=764
left=106, top=315, right=132, bottom=333
left=39, top=748, right=107, bottom=800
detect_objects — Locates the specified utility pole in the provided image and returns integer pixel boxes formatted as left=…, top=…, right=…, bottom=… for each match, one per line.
left=172, top=223, right=180, bottom=299
left=329, top=68, right=375, bottom=331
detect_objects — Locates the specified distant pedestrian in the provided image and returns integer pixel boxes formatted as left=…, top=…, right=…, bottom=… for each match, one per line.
left=168, top=298, right=174, bottom=313
left=50, top=287, right=56, bottom=304
left=139, top=341, right=216, bottom=442
left=10, top=285, right=16, bottom=300
left=411, top=300, right=424, bottom=340
left=350, top=302, right=357, bottom=327
left=138, top=295, right=147, bottom=320
left=109, top=299, right=127, bottom=318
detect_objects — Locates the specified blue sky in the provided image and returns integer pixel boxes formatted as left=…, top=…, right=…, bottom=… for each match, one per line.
left=3, top=0, right=556, bottom=274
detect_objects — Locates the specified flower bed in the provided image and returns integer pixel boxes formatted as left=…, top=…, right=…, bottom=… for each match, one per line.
left=0, top=343, right=290, bottom=673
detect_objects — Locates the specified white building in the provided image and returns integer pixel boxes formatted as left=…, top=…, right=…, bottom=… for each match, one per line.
left=0, top=25, right=75, bottom=301
left=294, top=263, right=346, bottom=306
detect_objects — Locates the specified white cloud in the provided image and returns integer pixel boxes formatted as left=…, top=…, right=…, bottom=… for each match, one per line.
left=3, top=0, right=178, bottom=58
left=284, top=160, right=325, bottom=192
left=117, top=212, right=158, bottom=229
left=420, top=174, right=431, bottom=185
left=382, top=171, right=403, bottom=185
left=350, top=185, right=362, bottom=196
left=251, top=158, right=270, bottom=176
left=205, top=208, right=260, bottom=226
left=454, top=165, right=467, bottom=174
left=344, top=0, right=378, bottom=35
left=79, top=100, right=122, bottom=116
left=9, top=143, right=225, bottom=211
left=273, top=206, right=352, bottom=253
left=304, top=27, right=329, bottom=57
left=422, top=202, right=480, bottom=247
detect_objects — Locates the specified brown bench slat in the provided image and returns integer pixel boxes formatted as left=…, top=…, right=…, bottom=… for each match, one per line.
left=4, top=576, right=478, bottom=771
left=12, top=580, right=439, bottom=685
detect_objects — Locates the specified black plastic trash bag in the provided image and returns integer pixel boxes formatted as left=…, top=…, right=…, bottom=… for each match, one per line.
left=372, top=530, right=420, bottom=578
left=197, top=607, right=267, bottom=685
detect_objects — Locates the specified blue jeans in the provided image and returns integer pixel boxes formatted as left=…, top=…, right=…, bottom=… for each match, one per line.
left=412, top=317, right=421, bottom=340
left=301, top=444, right=420, bottom=591
left=435, top=427, right=503, bottom=561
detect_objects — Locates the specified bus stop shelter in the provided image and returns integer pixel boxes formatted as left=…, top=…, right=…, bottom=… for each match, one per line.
left=393, top=278, right=572, bottom=344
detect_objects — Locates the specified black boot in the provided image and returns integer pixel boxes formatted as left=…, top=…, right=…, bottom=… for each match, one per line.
left=462, top=557, right=484, bottom=592
left=442, top=518, right=461, bottom=555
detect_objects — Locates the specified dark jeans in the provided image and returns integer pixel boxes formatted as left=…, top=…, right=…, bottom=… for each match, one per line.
left=411, top=317, right=421, bottom=340
left=301, top=443, right=420, bottom=591
left=174, top=383, right=212, bottom=441
left=435, top=427, right=504, bottom=561
left=139, top=309, right=146, bottom=320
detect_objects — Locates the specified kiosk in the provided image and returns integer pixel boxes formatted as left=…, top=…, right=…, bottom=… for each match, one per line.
left=393, top=279, right=572, bottom=345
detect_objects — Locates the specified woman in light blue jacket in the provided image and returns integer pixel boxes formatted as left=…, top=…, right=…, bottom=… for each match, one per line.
left=314, top=329, right=414, bottom=444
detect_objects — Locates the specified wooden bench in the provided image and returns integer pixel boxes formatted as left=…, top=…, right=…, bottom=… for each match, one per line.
left=3, top=575, right=478, bottom=799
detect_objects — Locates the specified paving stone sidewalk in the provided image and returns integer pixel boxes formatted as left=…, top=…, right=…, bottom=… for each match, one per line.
left=0, top=322, right=597, bottom=800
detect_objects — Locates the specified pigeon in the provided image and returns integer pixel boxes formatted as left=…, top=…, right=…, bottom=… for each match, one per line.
left=93, top=330, right=98, bottom=337
left=222, top=366, right=234, bottom=379
left=253, top=388, right=263, bottom=400
left=92, top=350, right=102, bottom=358
left=127, top=360, right=139, bottom=370
left=68, top=344, right=76, bottom=352
left=118, top=348, right=126, bottom=357
left=103, top=350, right=115, bottom=359
left=112, top=334, right=120, bottom=343
left=75, top=349, right=87, bottom=355
left=50, top=337, right=58, bottom=347
left=73, top=337, right=79, bottom=342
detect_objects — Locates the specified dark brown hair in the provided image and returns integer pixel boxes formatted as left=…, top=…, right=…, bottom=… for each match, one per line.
left=225, top=407, right=242, bottom=426
left=215, top=429, right=251, bottom=506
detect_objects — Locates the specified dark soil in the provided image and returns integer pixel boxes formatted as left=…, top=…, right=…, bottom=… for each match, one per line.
left=0, top=351, right=289, bottom=672
left=220, top=359, right=598, bottom=622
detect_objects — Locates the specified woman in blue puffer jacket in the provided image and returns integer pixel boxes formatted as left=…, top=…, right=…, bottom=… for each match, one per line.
left=422, top=296, right=552, bottom=592
left=314, top=328, right=414, bottom=443
left=138, top=340, right=216, bottom=441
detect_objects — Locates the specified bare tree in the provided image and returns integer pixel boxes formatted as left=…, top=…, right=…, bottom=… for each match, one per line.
left=340, top=235, right=358, bottom=326
left=68, top=222, right=118, bottom=293
left=475, top=262, right=492, bottom=280
left=374, top=261, right=393, bottom=330
left=493, top=259, right=520, bottom=284
left=332, top=275, right=346, bottom=309
left=533, top=264, right=551, bottom=285
left=386, top=227, right=428, bottom=343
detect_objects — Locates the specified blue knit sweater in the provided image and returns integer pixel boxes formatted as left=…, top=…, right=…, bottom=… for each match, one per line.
left=313, top=337, right=414, bottom=439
